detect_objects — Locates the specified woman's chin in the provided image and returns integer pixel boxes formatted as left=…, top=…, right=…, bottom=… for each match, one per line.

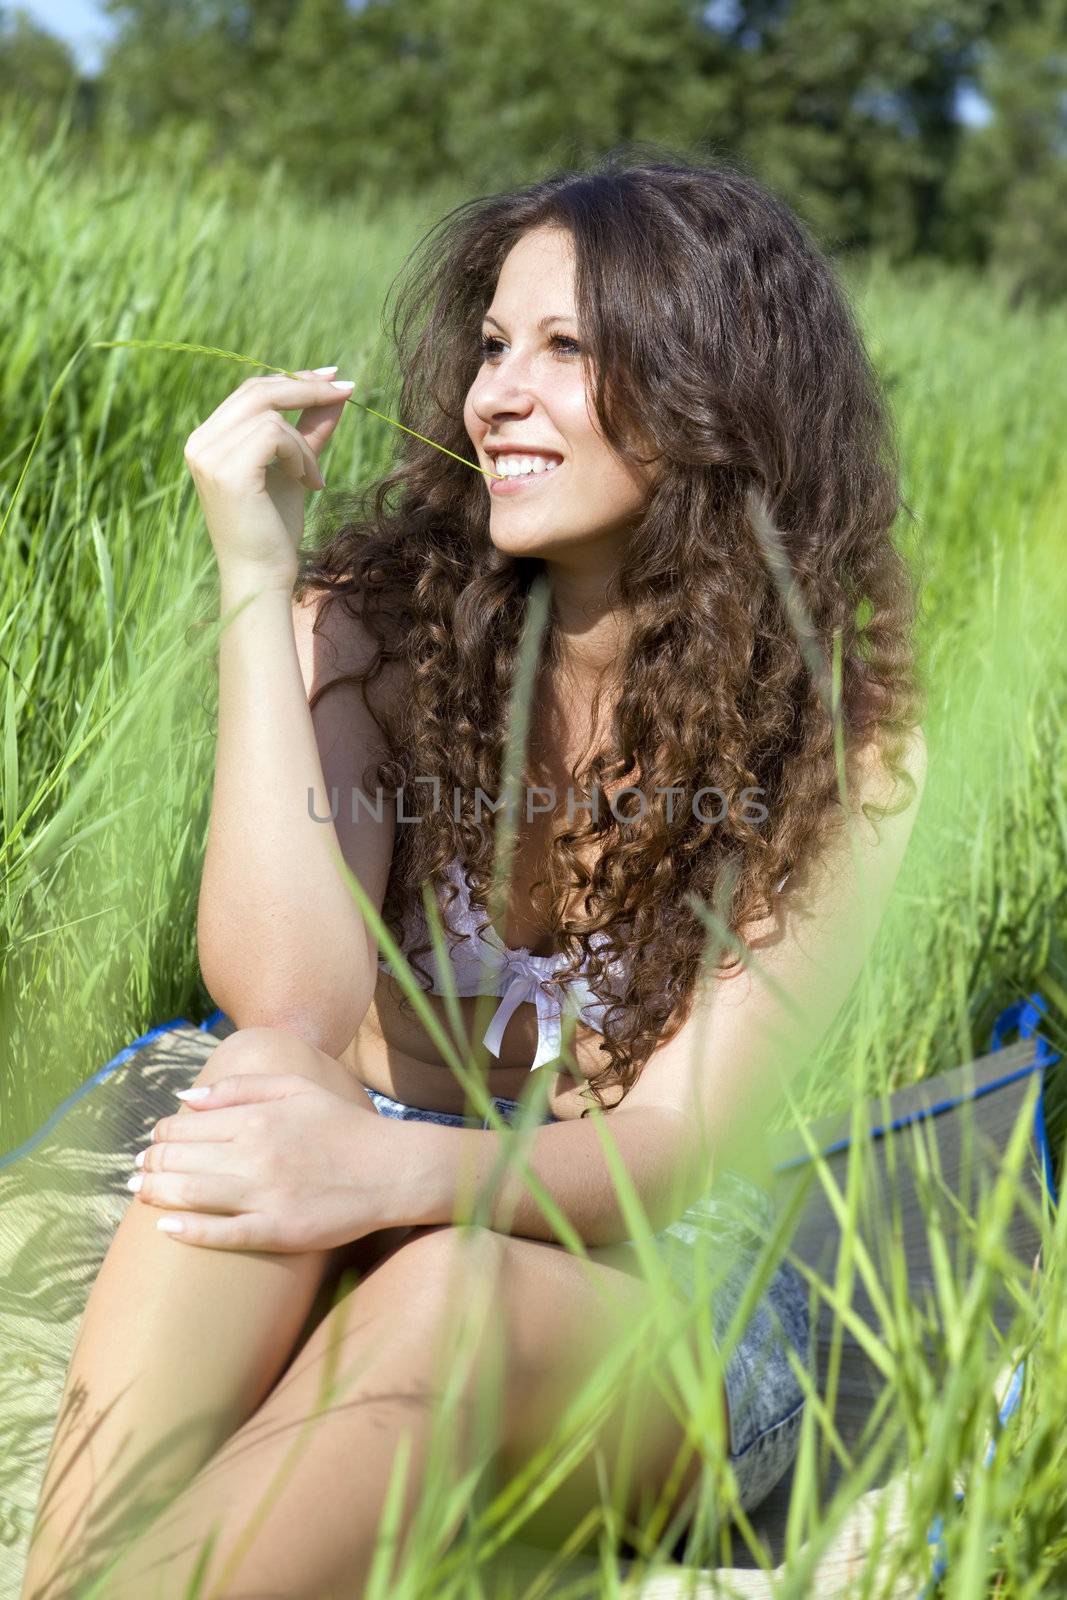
left=488, top=523, right=556, bottom=556
left=488, top=518, right=593, bottom=558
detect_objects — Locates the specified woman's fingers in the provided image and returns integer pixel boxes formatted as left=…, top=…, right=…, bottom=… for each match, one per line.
left=145, top=1106, right=246, bottom=1144
left=132, top=1125, right=243, bottom=1212
left=293, top=392, right=349, bottom=457
left=182, top=371, right=350, bottom=476
left=197, top=371, right=349, bottom=484
left=207, top=409, right=325, bottom=489
left=187, top=370, right=355, bottom=455
left=131, top=1168, right=244, bottom=1217
left=183, top=364, right=350, bottom=578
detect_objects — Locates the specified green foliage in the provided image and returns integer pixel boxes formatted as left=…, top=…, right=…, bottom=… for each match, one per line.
left=3, top=0, right=1066, bottom=301
left=0, top=4, right=78, bottom=100
left=946, top=0, right=1067, bottom=308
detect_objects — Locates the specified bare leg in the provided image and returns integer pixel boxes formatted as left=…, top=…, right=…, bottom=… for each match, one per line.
left=18, top=1026, right=399, bottom=1600
left=74, top=1224, right=729, bottom=1600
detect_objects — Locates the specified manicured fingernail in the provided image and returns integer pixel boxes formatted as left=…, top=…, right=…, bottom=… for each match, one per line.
left=312, top=365, right=339, bottom=374
left=176, top=1086, right=209, bottom=1101
left=135, top=1148, right=147, bottom=1168
left=330, top=379, right=355, bottom=391
left=126, top=1174, right=143, bottom=1192
left=157, top=1218, right=184, bottom=1234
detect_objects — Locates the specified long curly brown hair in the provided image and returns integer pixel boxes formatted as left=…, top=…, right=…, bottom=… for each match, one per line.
left=294, top=148, right=926, bottom=1117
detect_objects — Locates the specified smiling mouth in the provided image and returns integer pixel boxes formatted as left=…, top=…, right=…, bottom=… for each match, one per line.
left=487, top=459, right=564, bottom=490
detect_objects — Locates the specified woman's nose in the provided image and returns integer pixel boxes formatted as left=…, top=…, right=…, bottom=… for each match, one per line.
left=473, top=353, right=540, bottom=417
left=477, top=391, right=535, bottom=424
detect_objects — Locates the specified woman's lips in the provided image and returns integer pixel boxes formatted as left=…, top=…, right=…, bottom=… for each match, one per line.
left=488, top=462, right=564, bottom=496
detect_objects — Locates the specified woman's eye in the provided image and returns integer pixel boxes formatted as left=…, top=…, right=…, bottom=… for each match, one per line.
left=479, top=334, right=581, bottom=358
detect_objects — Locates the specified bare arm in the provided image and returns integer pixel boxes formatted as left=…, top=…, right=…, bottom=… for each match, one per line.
left=196, top=576, right=399, bottom=1059
left=378, top=1104, right=695, bottom=1247
left=185, top=367, right=401, bottom=1058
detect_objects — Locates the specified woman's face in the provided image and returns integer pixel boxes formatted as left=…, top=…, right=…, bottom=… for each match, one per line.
left=464, top=225, right=654, bottom=558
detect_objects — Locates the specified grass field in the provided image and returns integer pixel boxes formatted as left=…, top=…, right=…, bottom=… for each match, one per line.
left=3, top=109, right=1067, bottom=1596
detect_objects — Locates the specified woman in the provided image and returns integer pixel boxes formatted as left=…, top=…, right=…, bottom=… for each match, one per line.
left=21, top=153, right=926, bottom=1598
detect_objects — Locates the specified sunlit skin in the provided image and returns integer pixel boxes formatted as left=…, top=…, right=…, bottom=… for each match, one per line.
left=464, top=225, right=658, bottom=687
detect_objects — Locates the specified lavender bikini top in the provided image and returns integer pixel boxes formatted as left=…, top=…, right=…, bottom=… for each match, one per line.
left=376, top=856, right=789, bottom=1072
left=376, top=857, right=633, bottom=1071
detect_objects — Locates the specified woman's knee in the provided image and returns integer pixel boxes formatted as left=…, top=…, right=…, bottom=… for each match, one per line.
left=193, top=1024, right=362, bottom=1104
left=364, top=1223, right=511, bottom=1332
left=380, top=1221, right=506, bottom=1278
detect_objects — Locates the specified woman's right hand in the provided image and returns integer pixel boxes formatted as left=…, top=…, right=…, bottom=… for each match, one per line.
left=183, top=367, right=356, bottom=589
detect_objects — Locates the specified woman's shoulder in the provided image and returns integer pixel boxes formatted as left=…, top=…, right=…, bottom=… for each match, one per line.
left=292, top=581, right=412, bottom=723
left=849, top=723, right=927, bottom=807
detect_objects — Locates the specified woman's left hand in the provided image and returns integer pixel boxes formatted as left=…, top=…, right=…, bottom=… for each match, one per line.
left=129, top=1073, right=400, bottom=1252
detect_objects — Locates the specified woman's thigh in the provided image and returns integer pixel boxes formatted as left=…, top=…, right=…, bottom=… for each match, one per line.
left=260, top=1221, right=727, bottom=1557
left=20, top=1028, right=408, bottom=1595
left=402, top=1223, right=805, bottom=1556
left=480, top=1229, right=728, bottom=1551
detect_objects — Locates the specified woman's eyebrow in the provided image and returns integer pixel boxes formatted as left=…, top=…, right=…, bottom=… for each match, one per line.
left=482, top=312, right=575, bottom=332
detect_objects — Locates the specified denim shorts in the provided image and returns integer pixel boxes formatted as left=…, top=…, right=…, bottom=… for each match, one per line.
left=359, top=1084, right=809, bottom=1530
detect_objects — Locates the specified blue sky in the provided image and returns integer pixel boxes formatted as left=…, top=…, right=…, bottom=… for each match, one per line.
left=10, top=0, right=994, bottom=127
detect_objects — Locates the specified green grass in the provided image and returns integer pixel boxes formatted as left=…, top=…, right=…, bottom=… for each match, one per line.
left=2, top=106, right=1067, bottom=1597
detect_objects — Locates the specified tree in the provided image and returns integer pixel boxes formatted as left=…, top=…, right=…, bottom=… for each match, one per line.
left=0, top=4, right=83, bottom=137
left=64, top=0, right=1067, bottom=300
left=944, top=0, right=1067, bottom=305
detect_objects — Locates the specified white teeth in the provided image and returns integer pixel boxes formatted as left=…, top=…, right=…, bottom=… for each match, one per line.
left=494, top=454, right=560, bottom=477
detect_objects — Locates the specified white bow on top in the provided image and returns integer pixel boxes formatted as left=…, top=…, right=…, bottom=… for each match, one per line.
left=476, top=946, right=596, bottom=1072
